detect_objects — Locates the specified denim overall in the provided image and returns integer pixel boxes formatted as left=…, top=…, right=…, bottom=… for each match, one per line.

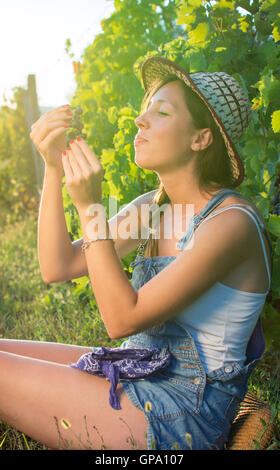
left=119, top=188, right=273, bottom=450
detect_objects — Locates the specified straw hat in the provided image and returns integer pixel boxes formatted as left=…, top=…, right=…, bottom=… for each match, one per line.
left=141, top=56, right=252, bottom=188
left=226, top=391, right=275, bottom=450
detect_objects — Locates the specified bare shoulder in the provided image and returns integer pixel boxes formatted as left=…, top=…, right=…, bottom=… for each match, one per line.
left=216, top=194, right=267, bottom=225
left=199, top=193, right=270, bottom=264
left=196, top=205, right=254, bottom=260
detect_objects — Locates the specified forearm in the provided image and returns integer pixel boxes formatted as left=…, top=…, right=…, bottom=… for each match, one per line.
left=79, top=206, right=138, bottom=339
left=38, top=166, right=74, bottom=282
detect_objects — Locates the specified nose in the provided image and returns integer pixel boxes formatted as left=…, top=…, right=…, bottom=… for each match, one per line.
left=135, top=111, right=149, bottom=129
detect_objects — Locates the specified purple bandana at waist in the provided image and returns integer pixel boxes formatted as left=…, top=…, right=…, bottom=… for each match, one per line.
left=70, top=346, right=171, bottom=410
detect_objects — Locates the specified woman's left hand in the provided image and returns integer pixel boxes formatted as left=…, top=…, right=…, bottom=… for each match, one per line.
left=62, top=138, right=104, bottom=212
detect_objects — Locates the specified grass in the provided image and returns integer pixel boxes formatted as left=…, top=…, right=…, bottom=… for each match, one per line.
left=0, top=211, right=121, bottom=450
left=0, top=212, right=279, bottom=450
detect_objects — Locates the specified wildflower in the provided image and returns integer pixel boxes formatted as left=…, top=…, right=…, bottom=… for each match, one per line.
left=60, top=418, right=72, bottom=430
left=145, top=401, right=152, bottom=412
left=185, top=432, right=192, bottom=449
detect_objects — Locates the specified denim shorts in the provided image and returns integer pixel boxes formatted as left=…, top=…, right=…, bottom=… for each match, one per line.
left=119, top=329, right=257, bottom=451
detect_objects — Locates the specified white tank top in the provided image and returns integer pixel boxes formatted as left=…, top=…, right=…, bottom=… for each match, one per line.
left=175, top=204, right=272, bottom=373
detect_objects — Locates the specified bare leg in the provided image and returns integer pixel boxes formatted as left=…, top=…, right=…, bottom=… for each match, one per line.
left=0, top=341, right=148, bottom=450
left=0, top=338, right=93, bottom=364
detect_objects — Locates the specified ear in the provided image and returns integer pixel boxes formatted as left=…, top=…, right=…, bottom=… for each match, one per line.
left=191, top=128, right=213, bottom=151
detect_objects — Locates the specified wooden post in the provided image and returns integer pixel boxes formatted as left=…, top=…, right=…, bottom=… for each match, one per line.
left=21, top=75, right=45, bottom=192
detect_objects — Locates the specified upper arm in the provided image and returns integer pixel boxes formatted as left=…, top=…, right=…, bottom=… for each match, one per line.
left=63, top=190, right=158, bottom=281
left=119, top=209, right=254, bottom=337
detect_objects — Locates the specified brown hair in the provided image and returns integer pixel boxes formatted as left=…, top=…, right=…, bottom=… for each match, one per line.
left=140, top=75, right=235, bottom=258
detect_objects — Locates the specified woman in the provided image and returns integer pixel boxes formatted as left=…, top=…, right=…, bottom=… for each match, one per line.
left=0, top=57, right=273, bottom=450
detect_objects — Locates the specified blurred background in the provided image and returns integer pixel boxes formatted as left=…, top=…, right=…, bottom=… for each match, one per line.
left=0, top=0, right=115, bottom=108
left=0, top=0, right=279, bottom=449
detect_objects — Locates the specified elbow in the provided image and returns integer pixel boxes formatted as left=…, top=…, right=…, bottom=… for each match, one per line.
left=41, top=273, right=60, bottom=284
left=42, top=276, right=55, bottom=285
left=106, top=322, right=135, bottom=341
left=41, top=269, right=68, bottom=284
left=41, top=270, right=56, bottom=283
left=104, top=299, right=139, bottom=340
left=107, top=327, right=128, bottom=340
left=40, top=265, right=55, bottom=284
left=41, top=274, right=52, bottom=284
left=39, top=261, right=70, bottom=284
left=108, top=331, right=124, bottom=340
left=108, top=322, right=142, bottom=340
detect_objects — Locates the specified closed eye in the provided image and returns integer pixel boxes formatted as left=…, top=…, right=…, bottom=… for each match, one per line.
left=158, top=111, right=168, bottom=116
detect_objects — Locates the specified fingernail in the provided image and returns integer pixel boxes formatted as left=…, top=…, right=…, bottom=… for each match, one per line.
left=67, top=147, right=71, bottom=151
left=62, top=151, right=67, bottom=155
left=76, top=137, right=81, bottom=141
left=69, top=140, right=74, bottom=144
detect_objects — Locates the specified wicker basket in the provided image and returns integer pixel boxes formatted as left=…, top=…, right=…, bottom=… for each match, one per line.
left=226, top=391, right=275, bottom=450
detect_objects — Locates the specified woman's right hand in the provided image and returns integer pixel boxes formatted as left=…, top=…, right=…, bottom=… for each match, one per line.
left=29, top=105, right=73, bottom=173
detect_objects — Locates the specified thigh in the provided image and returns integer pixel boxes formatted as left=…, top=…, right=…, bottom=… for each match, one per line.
left=0, top=338, right=93, bottom=364
left=0, top=350, right=148, bottom=450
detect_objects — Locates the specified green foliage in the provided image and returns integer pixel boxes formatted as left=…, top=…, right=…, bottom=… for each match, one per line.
left=0, top=89, right=38, bottom=226
left=62, top=0, right=280, bottom=347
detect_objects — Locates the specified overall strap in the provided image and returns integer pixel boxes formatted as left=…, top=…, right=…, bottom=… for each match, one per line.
left=176, top=188, right=249, bottom=250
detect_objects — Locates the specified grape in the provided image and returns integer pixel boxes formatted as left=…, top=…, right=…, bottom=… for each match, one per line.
left=66, top=106, right=86, bottom=145
left=71, top=118, right=84, bottom=130
left=74, top=107, right=83, bottom=116
left=67, top=130, right=78, bottom=140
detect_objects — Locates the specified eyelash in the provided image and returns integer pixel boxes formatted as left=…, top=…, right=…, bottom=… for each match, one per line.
left=146, top=106, right=168, bottom=116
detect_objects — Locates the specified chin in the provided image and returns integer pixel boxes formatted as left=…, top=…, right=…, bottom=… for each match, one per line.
left=134, top=152, right=154, bottom=170
left=135, top=161, right=154, bottom=171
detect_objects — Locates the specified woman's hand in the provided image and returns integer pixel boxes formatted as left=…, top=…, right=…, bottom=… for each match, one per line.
left=62, top=138, right=104, bottom=212
left=29, top=105, right=73, bottom=174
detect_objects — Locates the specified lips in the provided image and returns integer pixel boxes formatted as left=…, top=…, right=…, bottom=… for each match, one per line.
left=134, top=134, right=148, bottom=145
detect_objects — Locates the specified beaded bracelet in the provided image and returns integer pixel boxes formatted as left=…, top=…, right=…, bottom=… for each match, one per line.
left=81, top=237, right=115, bottom=252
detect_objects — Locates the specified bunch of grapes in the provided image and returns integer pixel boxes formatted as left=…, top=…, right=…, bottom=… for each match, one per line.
left=271, top=176, right=280, bottom=216
left=66, top=106, right=87, bottom=146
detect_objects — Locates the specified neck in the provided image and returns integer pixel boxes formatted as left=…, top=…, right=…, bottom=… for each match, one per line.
left=157, top=168, right=221, bottom=218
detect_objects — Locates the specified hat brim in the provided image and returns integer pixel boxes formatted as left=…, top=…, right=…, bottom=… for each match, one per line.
left=141, top=56, right=245, bottom=187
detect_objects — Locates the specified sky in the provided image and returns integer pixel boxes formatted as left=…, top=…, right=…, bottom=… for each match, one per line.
left=0, top=0, right=115, bottom=109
